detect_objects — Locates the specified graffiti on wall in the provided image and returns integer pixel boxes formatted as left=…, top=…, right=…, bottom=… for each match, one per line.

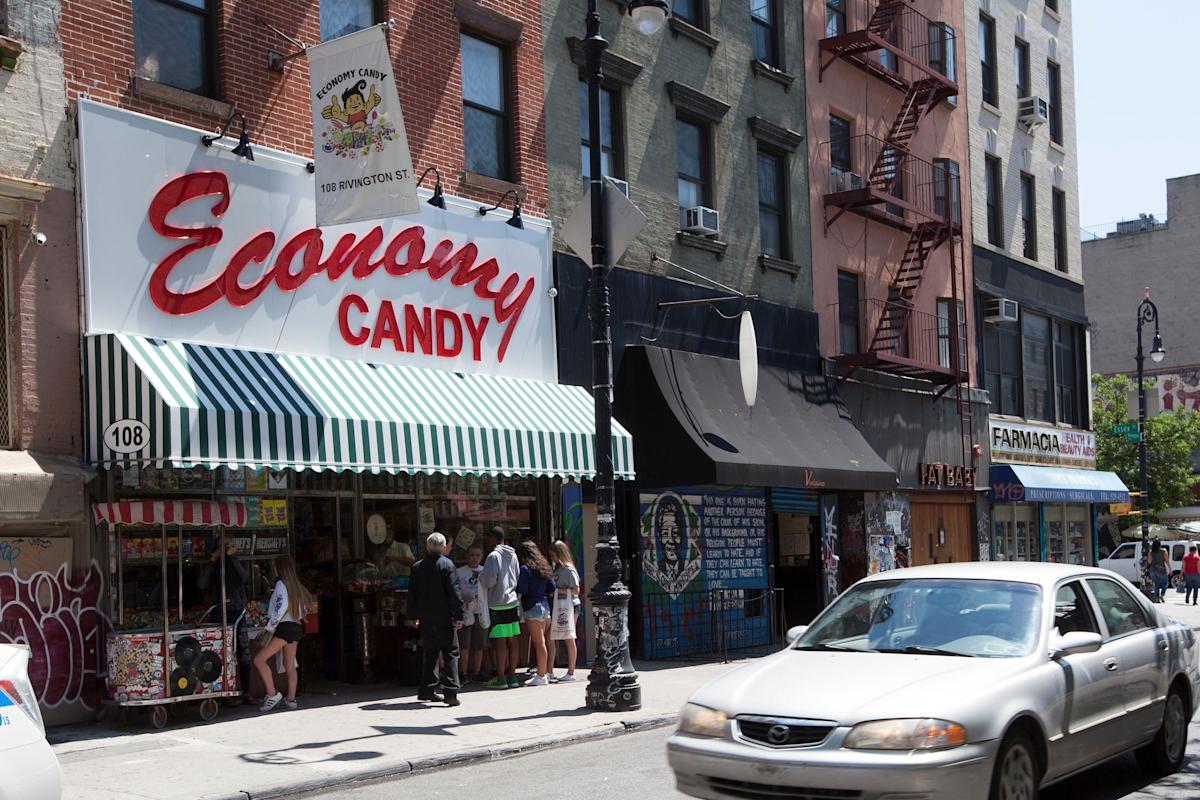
left=0, top=561, right=109, bottom=710
left=820, top=496, right=839, bottom=605
left=975, top=497, right=992, bottom=562
left=1161, top=371, right=1200, bottom=413
left=864, top=492, right=911, bottom=575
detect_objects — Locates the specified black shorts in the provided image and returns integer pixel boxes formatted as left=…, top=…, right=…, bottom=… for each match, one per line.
left=273, top=621, right=303, bottom=643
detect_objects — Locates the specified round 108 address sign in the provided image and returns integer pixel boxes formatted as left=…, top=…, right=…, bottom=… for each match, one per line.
left=103, top=419, right=150, bottom=454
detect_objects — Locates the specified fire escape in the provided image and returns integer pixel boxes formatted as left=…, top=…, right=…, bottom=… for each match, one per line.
left=820, top=0, right=974, bottom=474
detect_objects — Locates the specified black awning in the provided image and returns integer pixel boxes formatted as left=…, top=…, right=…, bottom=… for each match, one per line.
left=615, top=346, right=897, bottom=491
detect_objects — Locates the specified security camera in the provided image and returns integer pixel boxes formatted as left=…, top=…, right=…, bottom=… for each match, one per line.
left=31, top=231, right=47, bottom=246
left=547, top=287, right=559, bottom=298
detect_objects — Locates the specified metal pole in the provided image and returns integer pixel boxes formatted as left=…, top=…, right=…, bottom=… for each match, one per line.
left=1136, top=293, right=1160, bottom=598
left=583, top=0, right=640, bottom=712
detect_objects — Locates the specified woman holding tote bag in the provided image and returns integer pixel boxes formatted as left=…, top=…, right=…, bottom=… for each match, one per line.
left=548, top=541, right=581, bottom=683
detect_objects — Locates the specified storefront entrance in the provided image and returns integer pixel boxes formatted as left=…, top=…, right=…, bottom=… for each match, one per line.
left=910, top=498, right=974, bottom=566
left=773, top=511, right=822, bottom=627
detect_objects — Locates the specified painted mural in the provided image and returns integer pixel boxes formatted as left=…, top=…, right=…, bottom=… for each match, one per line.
left=638, top=487, right=769, bottom=658
left=864, top=491, right=911, bottom=575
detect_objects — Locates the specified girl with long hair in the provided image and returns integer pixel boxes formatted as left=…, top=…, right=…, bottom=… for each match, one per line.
left=516, top=541, right=555, bottom=686
left=547, top=540, right=581, bottom=682
left=254, top=555, right=315, bottom=711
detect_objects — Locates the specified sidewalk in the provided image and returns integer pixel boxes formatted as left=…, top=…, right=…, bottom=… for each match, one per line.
left=50, top=660, right=743, bottom=800
left=1161, top=589, right=1200, bottom=630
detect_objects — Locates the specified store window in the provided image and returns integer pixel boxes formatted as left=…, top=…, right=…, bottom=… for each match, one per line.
left=579, top=81, right=621, bottom=180
left=676, top=116, right=711, bottom=212
left=321, top=0, right=378, bottom=41
left=838, top=271, right=861, bottom=355
left=983, top=317, right=1021, bottom=416
left=1054, top=320, right=1080, bottom=426
left=751, top=0, right=779, bottom=67
left=461, top=33, right=511, bottom=180
left=992, top=503, right=1038, bottom=562
left=132, top=0, right=216, bottom=97
left=757, top=149, right=788, bottom=259
left=1022, top=312, right=1051, bottom=422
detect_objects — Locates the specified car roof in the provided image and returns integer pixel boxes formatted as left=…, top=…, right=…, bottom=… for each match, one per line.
left=857, top=561, right=1112, bottom=589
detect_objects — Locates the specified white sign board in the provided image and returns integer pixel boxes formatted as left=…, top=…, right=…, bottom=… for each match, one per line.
left=307, top=25, right=419, bottom=226
left=77, top=100, right=557, bottom=382
left=989, top=417, right=1097, bottom=469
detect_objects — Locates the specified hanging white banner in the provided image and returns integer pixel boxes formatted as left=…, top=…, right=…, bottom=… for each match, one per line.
left=307, top=24, right=418, bottom=226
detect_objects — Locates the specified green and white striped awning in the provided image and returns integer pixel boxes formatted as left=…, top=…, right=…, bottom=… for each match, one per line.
left=83, top=334, right=634, bottom=480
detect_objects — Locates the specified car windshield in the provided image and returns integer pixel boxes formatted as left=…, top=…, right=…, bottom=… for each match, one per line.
left=794, top=578, right=1043, bottom=658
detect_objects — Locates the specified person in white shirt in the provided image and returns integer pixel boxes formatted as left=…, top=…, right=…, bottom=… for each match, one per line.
left=253, top=556, right=314, bottom=712
left=456, top=544, right=488, bottom=681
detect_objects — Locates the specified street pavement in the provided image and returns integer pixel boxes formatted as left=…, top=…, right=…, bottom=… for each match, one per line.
left=301, top=723, right=1200, bottom=800
left=49, top=660, right=733, bottom=800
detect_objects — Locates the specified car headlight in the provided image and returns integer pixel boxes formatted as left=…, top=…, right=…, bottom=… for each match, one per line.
left=678, top=702, right=728, bottom=737
left=843, top=718, right=968, bottom=751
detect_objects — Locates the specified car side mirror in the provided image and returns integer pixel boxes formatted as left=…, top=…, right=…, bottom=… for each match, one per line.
left=786, top=625, right=809, bottom=645
left=1050, top=631, right=1102, bottom=660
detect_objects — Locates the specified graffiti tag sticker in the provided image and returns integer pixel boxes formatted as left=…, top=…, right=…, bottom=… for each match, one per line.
left=103, top=419, right=150, bottom=454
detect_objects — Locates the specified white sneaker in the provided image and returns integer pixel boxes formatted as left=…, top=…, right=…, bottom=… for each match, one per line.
left=524, top=675, right=548, bottom=686
left=283, top=698, right=298, bottom=710
left=556, top=673, right=577, bottom=682
left=259, top=692, right=283, bottom=712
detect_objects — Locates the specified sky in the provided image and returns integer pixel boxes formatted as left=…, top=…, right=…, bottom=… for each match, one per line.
left=1074, top=0, right=1200, bottom=230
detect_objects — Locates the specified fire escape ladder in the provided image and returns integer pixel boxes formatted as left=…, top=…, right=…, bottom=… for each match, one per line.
left=867, top=0, right=906, bottom=38
left=866, top=222, right=942, bottom=354
left=868, top=78, right=940, bottom=192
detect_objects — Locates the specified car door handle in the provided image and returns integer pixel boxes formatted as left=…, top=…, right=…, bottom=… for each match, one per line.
left=1104, top=658, right=1119, bottom=672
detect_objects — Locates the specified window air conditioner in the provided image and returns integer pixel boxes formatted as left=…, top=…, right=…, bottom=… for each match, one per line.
left=581, top=176, right=630, bottom=198
left=681, top=206, right=720, bottom=236
left=1018, top=96, right=1050, bottom=129
left=984, top=297, right=1019, bottom=323
left=833, top=171, right=865, bottom=193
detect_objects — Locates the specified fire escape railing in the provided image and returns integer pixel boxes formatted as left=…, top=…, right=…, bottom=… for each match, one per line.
left=820, top=0, right=959, bottom=99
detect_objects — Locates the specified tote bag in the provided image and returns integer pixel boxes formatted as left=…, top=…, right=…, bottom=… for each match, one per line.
left=550, top=591, right=575, bottom=640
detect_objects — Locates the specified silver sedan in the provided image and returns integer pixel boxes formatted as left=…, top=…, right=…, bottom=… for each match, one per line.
left=667, top=562, right=1199, bottom=800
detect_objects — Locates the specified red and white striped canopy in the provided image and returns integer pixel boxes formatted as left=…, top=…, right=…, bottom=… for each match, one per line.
left=92, top=500, right=249, bottom=527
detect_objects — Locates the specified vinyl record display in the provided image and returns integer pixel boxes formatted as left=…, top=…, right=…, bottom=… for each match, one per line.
left=170, top=667, right=199, bottom=696
left=174, top=636, right=201, bottom=668
left=196, top=651, right=223, bottom=684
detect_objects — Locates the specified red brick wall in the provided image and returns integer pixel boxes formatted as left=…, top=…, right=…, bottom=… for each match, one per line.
left=59, top=0, right=548, bottom=213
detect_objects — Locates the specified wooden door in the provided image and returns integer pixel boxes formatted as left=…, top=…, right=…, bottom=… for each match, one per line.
left=911, top=502, right=974, bottom=566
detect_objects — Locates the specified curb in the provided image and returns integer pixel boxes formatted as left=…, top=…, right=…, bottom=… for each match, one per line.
left=221, top=712, right=677, bottom=800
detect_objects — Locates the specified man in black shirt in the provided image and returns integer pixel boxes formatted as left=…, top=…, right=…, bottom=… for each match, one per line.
left=198, top=540, right=251, bottom=703
left=408, top=532, right=464, bottom=706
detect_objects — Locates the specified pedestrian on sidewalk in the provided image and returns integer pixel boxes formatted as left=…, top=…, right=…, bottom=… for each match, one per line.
left=1183, top=545, right=1200, bottom=606
left=409, top=532, right=464, bottom=706
left=547, top=540, right=580, bottom=683
left=481, top=527, right=521, bottom=689
left=254, top=556, right=315, bottom=712
left=517, top=541, right=556, bottom=687
left=456, top=543, right=489, bottom=682
left=1150, top=538, right=1172, bottom=602
left=197, top=539, right=251, bottom=705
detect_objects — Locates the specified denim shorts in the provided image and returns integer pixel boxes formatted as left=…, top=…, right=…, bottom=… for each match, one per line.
left=524, top=601, right=550, bottom=621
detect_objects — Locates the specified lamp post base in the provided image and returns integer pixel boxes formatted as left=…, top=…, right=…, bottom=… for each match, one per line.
left=586, top=601, right=642, bottom=712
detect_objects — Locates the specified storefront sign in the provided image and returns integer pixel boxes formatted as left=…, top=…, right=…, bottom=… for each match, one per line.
left=918, top=462, right=978, bottom=489
left=77, top=101, right=556, bottom=382
left=307, top=25, right=418, bottom=226
left=989, top=418, right=1096, bottom=469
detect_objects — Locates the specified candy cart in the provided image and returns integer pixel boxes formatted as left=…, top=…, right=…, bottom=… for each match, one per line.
left=94, top=500, right=248, bottom=728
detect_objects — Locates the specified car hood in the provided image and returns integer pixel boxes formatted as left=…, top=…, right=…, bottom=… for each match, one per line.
left=690, top=649, right=1034, bottom=724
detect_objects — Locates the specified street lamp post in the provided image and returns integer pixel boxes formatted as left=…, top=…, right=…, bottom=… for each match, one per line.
left=1135, top=287, right=1166, bottom=597
left=581, top=0, right=668, bottom=713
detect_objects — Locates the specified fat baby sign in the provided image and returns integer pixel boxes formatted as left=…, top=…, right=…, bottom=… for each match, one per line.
left=76, top=101, right=557, bottom=383
left=308, top=24, right=419, bottom=226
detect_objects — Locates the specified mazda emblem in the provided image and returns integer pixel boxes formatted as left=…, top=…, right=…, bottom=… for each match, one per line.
left=766, top=724, right=790, bottom=745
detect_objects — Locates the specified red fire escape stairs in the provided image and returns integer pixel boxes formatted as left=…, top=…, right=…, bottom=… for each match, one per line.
left=867, top=78, right=942, bottom=193
left=862, top=221, right=947, bottom=365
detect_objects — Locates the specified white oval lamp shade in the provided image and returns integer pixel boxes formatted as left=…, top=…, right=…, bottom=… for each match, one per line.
left=739, top=310, right=758, bottom=408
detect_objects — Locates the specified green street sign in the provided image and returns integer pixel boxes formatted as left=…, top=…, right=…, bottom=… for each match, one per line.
left=1125, top=432, right=1142, bottom=443
left=1111, top=422, right=1139, bottom=436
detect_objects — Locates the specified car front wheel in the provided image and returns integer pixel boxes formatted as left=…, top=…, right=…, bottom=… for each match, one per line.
left=1136, top=686, right=1188, bottom=776
left=990, top=732, right=1039, bottom=800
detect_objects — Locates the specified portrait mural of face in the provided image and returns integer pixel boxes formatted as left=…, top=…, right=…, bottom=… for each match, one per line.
left=641, top=492, right=703, bottom=600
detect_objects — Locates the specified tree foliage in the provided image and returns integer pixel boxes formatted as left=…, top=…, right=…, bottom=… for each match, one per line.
left=1092, top=374, right=1200, bottom=512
